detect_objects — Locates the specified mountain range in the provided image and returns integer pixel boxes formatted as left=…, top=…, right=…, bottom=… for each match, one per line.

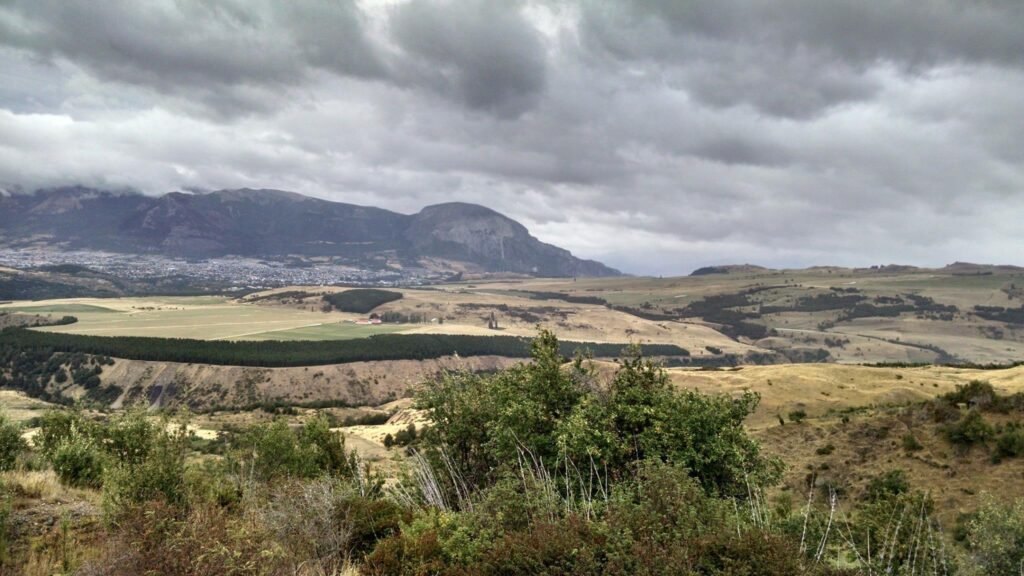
left=0, top=187, right=619, bottom=277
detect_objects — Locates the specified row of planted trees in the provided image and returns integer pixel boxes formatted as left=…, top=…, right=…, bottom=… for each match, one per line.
left=0, top=330, right=1022, bottom=574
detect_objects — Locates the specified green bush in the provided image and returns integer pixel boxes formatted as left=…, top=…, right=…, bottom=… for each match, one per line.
left=944, top=409, right=994, bottom=447
left=605, top=462, right=728, bottom=557
left=964, top=495, right=1024, bottom=576
left=51, top=434, right=105, bottom=489
left=993, top=426, right=1024, bottom=462
left=0, top=414, right=25, bottom=472
left=101, top=409, right=161, bottom=467
left=231, top=415, right=357, bottom=483
left=417, top=331, right=780, bottom=498
left=35, top=409, right=96, bottom=459
left=864, top=469, right=909, bottom=502
left=101, top=413, right=192, bottom=518
left=942, top=380, right=998, bottom=409
left=901, top=433, right=923, bottom=452
left=392, top=423, right=417, bottom=447
left=852, top=488, right=946, bottom=575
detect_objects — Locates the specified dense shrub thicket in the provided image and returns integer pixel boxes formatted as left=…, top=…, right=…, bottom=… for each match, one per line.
left=928, top=380, right=1024, bottom=465
left=0, top=328, right=687, bottom=368
left=417, top=330, right=782, bottom=496
left=322, top=289, right=403, bottom=313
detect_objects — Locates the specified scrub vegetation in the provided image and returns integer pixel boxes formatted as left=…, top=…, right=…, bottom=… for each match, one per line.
left=2, top=331, right=1020, bottom=574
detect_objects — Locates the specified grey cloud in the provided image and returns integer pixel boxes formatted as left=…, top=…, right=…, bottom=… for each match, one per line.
left=0, top=0, right=550, bottom=119
left=0, top=0, right=382, bottom=116
left=578, top=0, right=1024, bottom=118
left=590, top=0, right=1024, bottom=69
left=0, top=1, right=1022, bottom=274
left=389, top=0, right=547, bottom=117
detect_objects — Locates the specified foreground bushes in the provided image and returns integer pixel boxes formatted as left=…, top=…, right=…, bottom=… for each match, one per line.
left=363, top=463, right=833, bottom=576
left=9, top=332, right=1024, bottom=574
left=0, top=414, right=25, bottom=472
left=229, top=416, right=358, bottom=483
left=417, top=331, right=781, bottom=498
left=963, top=495, right=1024, bottom=575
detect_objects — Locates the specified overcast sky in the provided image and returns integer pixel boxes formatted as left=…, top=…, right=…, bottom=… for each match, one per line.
left=1, top=1, right=1022, bottom=275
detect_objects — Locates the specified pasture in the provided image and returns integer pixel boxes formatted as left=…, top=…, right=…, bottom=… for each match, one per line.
left=3, top=264, right=1023, bottom=363
left=0, top=296, right=402, bottom=341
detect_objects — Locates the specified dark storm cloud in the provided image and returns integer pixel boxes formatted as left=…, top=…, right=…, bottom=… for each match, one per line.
left=0, top=0, right=1022, bottom=274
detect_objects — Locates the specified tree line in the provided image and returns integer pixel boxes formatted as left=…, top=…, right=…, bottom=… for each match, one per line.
left=0, top=328, right=688, bottom=368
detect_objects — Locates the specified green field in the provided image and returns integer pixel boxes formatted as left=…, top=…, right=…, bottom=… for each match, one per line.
left=0, top=303, right=118, bottom=314
left=0, top=296, right=406, bottom=341
left=239, top=322, right=408, bottom=341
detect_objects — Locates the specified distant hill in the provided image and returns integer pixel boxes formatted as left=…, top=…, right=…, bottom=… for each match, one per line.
left=690, top=264, right=769, bottom=276
left=0, top=187, right=620, bottom=277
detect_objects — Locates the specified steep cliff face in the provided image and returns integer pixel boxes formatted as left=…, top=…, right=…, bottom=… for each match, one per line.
left=406, top=203, right=619, bottom=276
left=0, top=188, right=621, bottom=277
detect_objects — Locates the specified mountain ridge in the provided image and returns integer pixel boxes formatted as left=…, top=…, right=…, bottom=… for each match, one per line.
left=0, top=187, right=620, bottom=277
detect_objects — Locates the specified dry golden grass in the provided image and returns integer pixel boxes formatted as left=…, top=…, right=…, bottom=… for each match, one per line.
left=1, top=469, right=96, bottom=504
left=663, top=363, right=1024, bottom=428
left=0, top=390, right=59, bottom=425
left=758, top=407, right=1024, bottom=527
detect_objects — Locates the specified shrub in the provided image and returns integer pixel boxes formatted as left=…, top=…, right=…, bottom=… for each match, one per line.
left=902, top=433, right=923, bottom=452
left=102, top=414, right=192, bottom=518
left=418, top=331, right=781, bottom=498
left=258, top=478, right=404, bottom=570
left=944, top=409, right=993, bottom=448
left=993, top=426, right=1024, bottom=462
left=606, top=462, right=728, bottom=553
left=299, top=416, right=358, bottom=479
left=942, top=380, right=998, bottom=409
left=964, top=495, right=1024, bottom=576
left=815, top=443, right=835, bottom=456
left=231, top=416, right=357, bottom=483
left=35, top=409, right=96, bottom=459
left=392, top=423, right=417, bottom=447
left=51, top=434, right=105, bottom=489
left=788, top=409, right=807, bottom=424
left=476, top=517, right=605, bottom=575
left=101, top=409, right=161, bottom=467
left=685, top=532, right=809, bottom=576
left=852, top=488, right=946, bottom=575
left=865, top=469, right=909, bottom=502
left=0, top=414, right=25, bottom=472
left=84, top=499, right=289, bottom=576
